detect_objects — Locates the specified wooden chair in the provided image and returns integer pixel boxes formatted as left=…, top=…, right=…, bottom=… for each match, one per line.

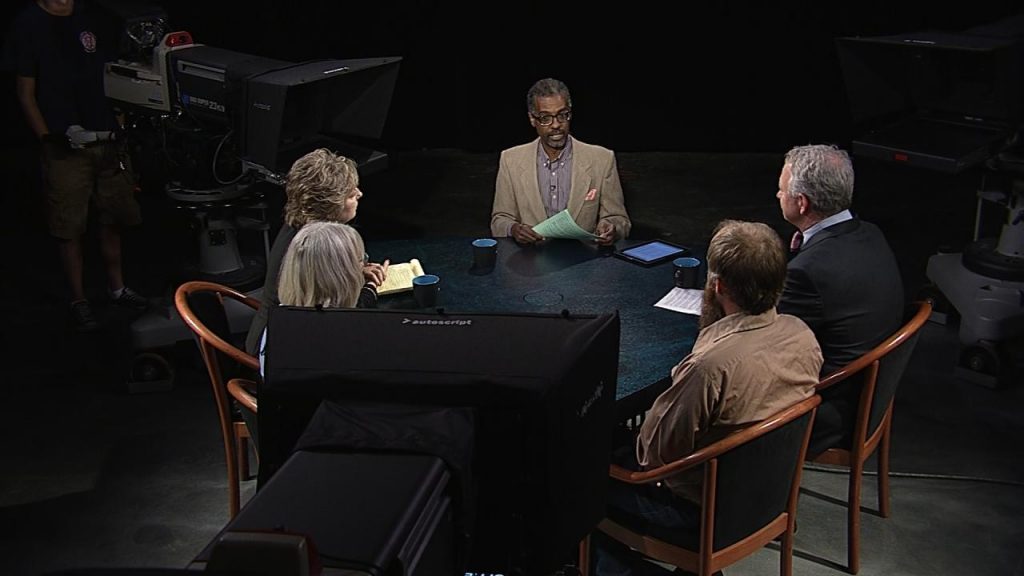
left=174, top=280, right=261, bottom=518
left=583, top=394, right=821, bottom=576
left=808, top=300, right=933, bottom=574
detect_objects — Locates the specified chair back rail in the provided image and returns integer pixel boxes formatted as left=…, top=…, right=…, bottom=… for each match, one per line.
left=174, top=280, right=261, bottom=517
left=175, top=281, right=261, bottom=373
left=816, top=300, right=931, bottom=452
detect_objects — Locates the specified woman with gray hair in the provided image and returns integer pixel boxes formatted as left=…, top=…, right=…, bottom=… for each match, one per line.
left=245, top=148, right=388, bottom=355
left=259, top=221, right=367, bottom=373
left=278, top=221, right=367, bottom=309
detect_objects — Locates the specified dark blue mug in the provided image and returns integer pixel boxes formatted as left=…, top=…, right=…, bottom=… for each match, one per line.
left=412, top=274, right=441, bottom=307
left=672, top=257, right=702, bottom=289
left=472, top=238, right=498, bottom=269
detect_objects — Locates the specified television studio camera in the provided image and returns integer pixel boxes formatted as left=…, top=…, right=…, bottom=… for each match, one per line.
left=92, top=4, right=401, bottom=378
left=99, top=3, right=400, bottom=287
left=836, top=15, right=1024, bottom=387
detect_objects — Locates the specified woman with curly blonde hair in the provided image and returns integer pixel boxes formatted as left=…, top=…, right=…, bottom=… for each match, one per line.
left=283, top=148, right=362, bottom=228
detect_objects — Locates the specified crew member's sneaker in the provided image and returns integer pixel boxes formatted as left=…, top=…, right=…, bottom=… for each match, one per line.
left=71, top=300, right=100, bottom=332
left=112, top=286, right=150, bottom=311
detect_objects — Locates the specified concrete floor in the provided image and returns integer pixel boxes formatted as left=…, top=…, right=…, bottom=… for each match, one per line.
left=0, top=149, right=1022, bottom=575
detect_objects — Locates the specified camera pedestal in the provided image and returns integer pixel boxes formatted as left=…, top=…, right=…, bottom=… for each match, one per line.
left=167, top=181, right=270, bottom=289
left=925, top=160, right=1024, bottom=387
left=926, top=252, right=1024, bottom=387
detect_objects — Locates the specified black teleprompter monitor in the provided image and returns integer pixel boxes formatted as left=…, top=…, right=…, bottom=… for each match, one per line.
left=836, top=26, right=1023, bottom=173
left=261, top=306, right=620, bottom=575
left=168, top=47, right=400, bottom=174
left=242, top=57, right=401, bottom=174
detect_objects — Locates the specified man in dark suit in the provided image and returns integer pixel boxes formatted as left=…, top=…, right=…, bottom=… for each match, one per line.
left=776, top=144, right=905, bottom=455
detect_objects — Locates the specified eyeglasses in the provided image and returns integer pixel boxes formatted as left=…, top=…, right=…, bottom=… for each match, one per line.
left=531, top=110, right=572, bottom=126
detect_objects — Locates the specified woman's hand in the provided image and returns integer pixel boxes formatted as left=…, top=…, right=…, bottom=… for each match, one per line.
left=363, top=259, right=390, bottom=287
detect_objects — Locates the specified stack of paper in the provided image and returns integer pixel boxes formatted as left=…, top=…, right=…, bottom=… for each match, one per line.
left=376, top=258, right=425, bottom=296
left=533, top=209, right=598, bottom=240
left=654, top=288, right=702, bottom=316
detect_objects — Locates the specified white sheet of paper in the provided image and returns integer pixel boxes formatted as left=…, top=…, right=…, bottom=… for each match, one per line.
left=532, top=209, right=598, bottom=240
left=654, top=287, right=703, bottom=316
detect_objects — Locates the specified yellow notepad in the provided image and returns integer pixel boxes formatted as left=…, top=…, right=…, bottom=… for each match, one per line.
left=376, top=258, right=425, bottom=296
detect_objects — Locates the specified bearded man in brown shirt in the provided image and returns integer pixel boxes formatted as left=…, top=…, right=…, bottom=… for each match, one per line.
left=595, top=220, right=822, bottom=576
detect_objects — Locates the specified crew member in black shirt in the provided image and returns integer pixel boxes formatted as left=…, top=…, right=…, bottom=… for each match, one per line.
left=6, top=0, right=148, bottom=331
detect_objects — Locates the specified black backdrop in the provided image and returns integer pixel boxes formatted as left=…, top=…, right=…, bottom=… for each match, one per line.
left=2, top=0, right=1021, bottom=153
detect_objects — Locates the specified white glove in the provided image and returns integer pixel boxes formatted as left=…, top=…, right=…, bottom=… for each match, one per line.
left=65, top=125, right=114, bottom=148
left=66, top=125, right=96, bottom=148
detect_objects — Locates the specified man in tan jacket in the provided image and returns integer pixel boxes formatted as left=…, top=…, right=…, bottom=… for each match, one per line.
left=490, top=78, right=631, bottom=246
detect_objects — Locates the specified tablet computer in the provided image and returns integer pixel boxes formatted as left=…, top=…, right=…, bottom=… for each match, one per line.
left=613, top=240, right=689, bottom=267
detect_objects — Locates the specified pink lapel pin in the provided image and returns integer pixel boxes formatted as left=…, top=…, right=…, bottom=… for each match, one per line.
left=585, top=188, right=597, bottom=202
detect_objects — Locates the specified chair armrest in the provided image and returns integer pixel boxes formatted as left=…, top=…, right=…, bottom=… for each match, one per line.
left=816, top=361, right=872, bottom=392
left=227, top=378, right=258, bottom=412
left=610, top=395, right=821, bottom=485
left=174, top=281, right=262, bottom=373
left=816, top=300, right=933, bottom=393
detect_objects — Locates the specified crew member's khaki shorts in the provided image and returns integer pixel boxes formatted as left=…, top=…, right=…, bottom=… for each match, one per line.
left=41, top=139, right=142, bottom=240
